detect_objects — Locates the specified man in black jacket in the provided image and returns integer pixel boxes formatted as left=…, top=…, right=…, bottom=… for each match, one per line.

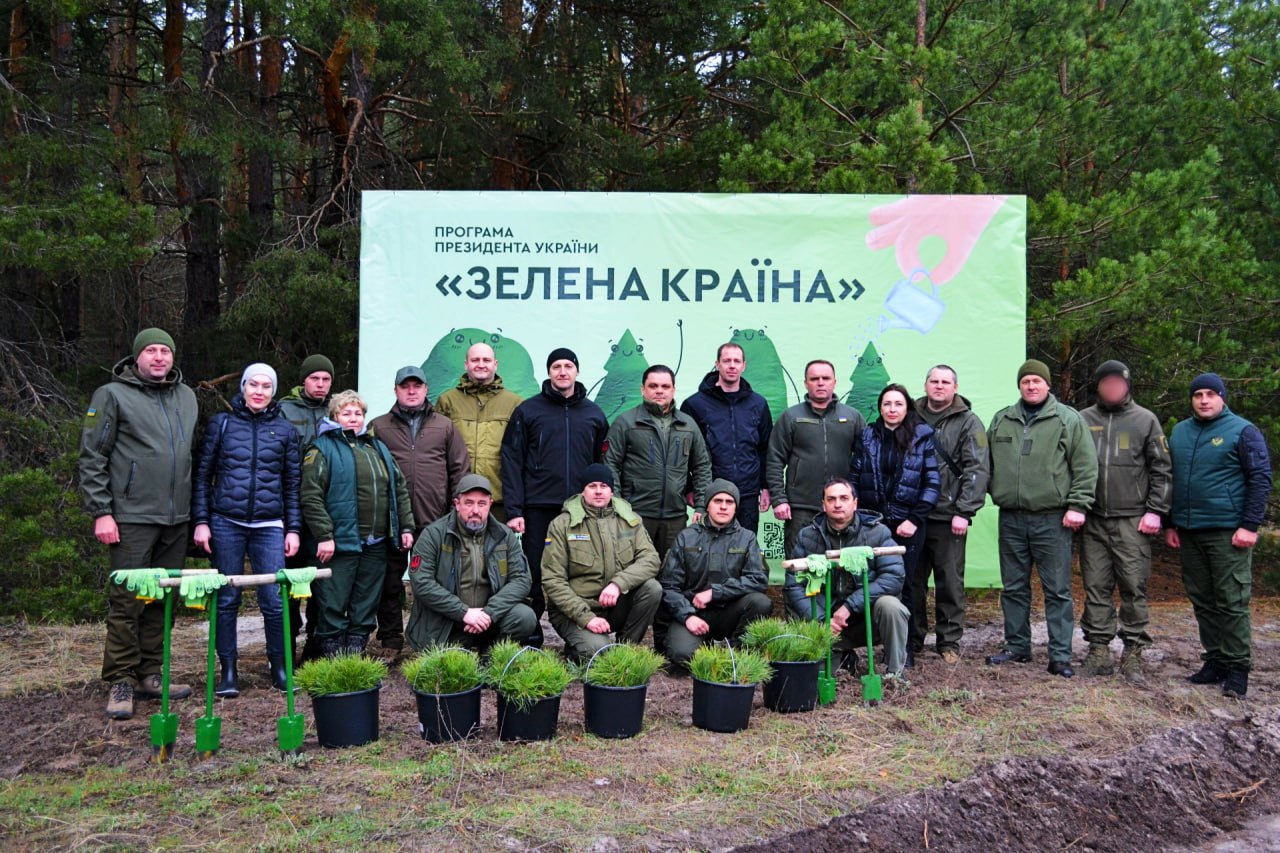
left=680, top=343, right=773, bottom=532
left=658, top=480, right=772, bottom=669
left=500, top=348, right=609, bottom=644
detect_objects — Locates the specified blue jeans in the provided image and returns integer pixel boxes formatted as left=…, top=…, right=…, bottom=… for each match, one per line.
left=210, top=515, right=285, bottom=659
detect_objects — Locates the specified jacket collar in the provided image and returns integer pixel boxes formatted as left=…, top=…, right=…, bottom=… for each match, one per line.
left=562, top=493, right=642, bottom=526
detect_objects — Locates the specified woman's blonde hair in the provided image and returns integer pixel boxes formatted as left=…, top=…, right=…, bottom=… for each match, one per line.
left=328, top=390, right=366, bottom=419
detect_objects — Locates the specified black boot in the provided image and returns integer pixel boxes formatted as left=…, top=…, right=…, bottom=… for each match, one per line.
left=268, top=656, right=292, bottom=692
left=1222, top=667, right=1249, bottom=698
left=344, top=634, right=369, bottom=655
left=214, top=656, right=239, bottom=698
left=319, top=637, right=344, bottom=657
left=1187, top=660, right=1228, bottom=684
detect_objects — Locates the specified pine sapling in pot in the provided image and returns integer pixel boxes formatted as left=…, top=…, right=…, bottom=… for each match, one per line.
left=400, top=647, right=482, bottom=695
left=295, top=652, right=388, bottom=697
left=742, top=617, right=833, bottom=663
left=688, top=644, right=773, bottom=685
left=582, top=643, right=666, bottom=688
left=485, top=639, right=574, bottom=711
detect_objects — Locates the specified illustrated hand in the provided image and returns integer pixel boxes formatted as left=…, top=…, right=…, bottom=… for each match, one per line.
left=867, top=195, right=1007, bottom=285
left=685, top=615, right=710, bottom=636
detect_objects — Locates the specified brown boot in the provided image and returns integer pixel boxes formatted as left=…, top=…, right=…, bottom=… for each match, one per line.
left=135, top=673, right=193, bottom=700
left=1081, top=643, right=1114, bottom=676
left=1119, top=646, right=1146, bottom=685
left=105, top=681, right=134, bottom=720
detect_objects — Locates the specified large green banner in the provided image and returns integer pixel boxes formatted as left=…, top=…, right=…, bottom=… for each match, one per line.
left=360, top=192, right=1026, bottom=586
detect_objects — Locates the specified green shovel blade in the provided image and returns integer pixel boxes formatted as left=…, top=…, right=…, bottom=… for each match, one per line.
left=817, top=675, right=837, bottom=706
left=277, top=713, right=305, bottom=755
left=861, top=673, right=883, bottom=705
left=195, top=715, right=222, bottom=759
left=150, top=712, right=178, bottom=763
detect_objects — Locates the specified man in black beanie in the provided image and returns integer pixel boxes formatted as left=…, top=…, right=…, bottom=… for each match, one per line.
left=1166, top=372, right=1272, bottom=698
left=500, top=348, right=608, bottom=645
left=1078, top=360, right=1171, bottom=683
left=540, top=463, right=662, bottom=660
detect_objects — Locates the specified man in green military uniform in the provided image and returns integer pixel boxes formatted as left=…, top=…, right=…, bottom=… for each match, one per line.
left=1079, top=361, right=1172, bottom=683
left=657, top=480, right=773, bottom=670
left=1166, top=373, right=1272, bottom=699
left=80, top=328, right=197, bottom=719
left=542, top=464, right=663, bottom=661
left=435, top=343, right=523, bottom=522
left=986, top=359, right=1098, bottom=678
left=405, top=474, right=536, bottom=650
left=605, top=365, right=713, bottom=560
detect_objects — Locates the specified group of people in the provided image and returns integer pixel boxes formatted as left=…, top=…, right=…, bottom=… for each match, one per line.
left=81, top=329, right=1272, bottom=721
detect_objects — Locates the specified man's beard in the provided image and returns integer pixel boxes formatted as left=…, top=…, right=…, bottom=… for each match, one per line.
left=462, top=519, right=485, bottom=533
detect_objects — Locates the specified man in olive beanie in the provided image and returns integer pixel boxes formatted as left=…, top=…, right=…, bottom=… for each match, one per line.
left=657, top=479, right=772, bottom=669
left=81, top=326, right=197, bottom=719
left=1079, top=360, right=1171, bottom=683
left=986, top=358, right=1097, bottom=678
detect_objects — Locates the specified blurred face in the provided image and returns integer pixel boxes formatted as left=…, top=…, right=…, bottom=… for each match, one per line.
left=1097, top=375, right=1130, bottom=406
left=1192, top=389, right=1225, bottom=420
left=805, top=363, right=836, bottom=406
left=822, top=483, right=858, bottom=528
left=925, top=368, right=957, bottom=410
left=135, top=345, right=173, bottom=381
left=465, top=344, right=497, bottom=384
left=716, top=346, right=745, bottom=387
left=582, top=481, right=613, bottom=508
left=707, top=493, right=737, bottom=527
left=880, top=390, right=908, bottom=427
left=336, top=403, right=365, bottom=431
left=454, top=490, right=492, bottom=531
left=303, top=371, right=332, bottom=401
left=549, top=359, right=578, bottom=395
left=642, top=371, right=675, bottom=410
left=395, top=378, right=427, bottom=409
left=243, top=374, right=275, bottom=412
left=1019, top=375, right=1049, bottom=405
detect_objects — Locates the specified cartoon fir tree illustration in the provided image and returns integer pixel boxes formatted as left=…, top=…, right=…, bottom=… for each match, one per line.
left=592, top=328, right=649, bottom=420
left=844, top=341, right=891, bottom=422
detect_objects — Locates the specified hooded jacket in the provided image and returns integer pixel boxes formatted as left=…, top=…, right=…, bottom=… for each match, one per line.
left=783, top=510, right=903, bottom=617
left=679, top=370, right=773, bottom=498
left=851, top=420, right=940, bottom=525
left=605, top=401, right=714, bottom=518
left=435, top=374, right=522, bottom=504
left=368, top=401, right=471, bottom=530
left=658, top=512, right=769, bottom=624
left=500, top=380, right=609, bottom=517
left=192, top=394, right=302, bottom=531
left=541, top=494, right=661, bottom=628
left=987, top=394, right=1098, bottom=513
left=766, top=397, right=866, bottom=512
left=79, top=356, right=198, bottom=525
left=1079, top=396, right=1172, bottom=518
left=405, top=510, right=532, bottom=649
left=914, top=394, right=990, bottom=521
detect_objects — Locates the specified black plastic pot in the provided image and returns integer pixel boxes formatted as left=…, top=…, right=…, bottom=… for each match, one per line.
left=583, top=683, right=648, bottom=739
left=496, top=693, right=561, bottom=742
left=762, top=660, right=820, bottom=713
left=691, top=678, right=756, bottom=733
left=414, top=685, right=482, bottom=743
left=311, top=685, right=381, bottom=748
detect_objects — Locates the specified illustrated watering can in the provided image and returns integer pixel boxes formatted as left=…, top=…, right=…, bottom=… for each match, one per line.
left=878, top=269, right=944, bottom=335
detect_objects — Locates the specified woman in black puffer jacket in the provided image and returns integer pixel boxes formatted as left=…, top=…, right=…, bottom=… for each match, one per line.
left=851, top=383, right=940, bottom=668
left=193, top=363, right=302, bottom=696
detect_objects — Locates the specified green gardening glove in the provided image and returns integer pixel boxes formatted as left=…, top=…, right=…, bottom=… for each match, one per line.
left=797, top=554, right=831, bottom=598
left=179, top=573, right=228, bottom=610
left=110, top=569, right=166, bottom=603
left=838, top=546, right=875, bottom=578
left=280, top=567, right=318, bottom=599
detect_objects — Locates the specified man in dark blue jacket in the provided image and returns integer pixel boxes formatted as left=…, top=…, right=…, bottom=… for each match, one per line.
left=680, top=343, right=773, bottom=532
left=500, top=348, right=609, bottom=644
left=1165, top=373, right=1272, bottom=699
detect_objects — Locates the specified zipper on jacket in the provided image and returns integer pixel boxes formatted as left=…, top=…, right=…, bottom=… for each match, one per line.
left=124, top=461, right=137, bottom=498
left=247, top=416, right=259, bottom=521
left=159, top=393, right=178, bottom=525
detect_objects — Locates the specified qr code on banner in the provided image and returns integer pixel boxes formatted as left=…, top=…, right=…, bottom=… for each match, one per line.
left=760, top=520, right=786, bottom=562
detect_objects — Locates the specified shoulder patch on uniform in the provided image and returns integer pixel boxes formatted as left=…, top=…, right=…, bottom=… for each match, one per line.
left=304, top=448, right=320, bottom=465
left=86, top=407, right=97, bottom=418
left=409, top=555, right=421, bottom=572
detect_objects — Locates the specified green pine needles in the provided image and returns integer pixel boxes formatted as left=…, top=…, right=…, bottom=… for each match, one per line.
left=688, top=644, right=773, bottom=685
left=295, top=653, right=388, bottom=697
left=400, top=647, right=483, bottom=695
left=741, top=617, right=833, bottom=662
left=582, top=643, right=666, bottom=687
left=484, top=640, right=573, bottom=710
